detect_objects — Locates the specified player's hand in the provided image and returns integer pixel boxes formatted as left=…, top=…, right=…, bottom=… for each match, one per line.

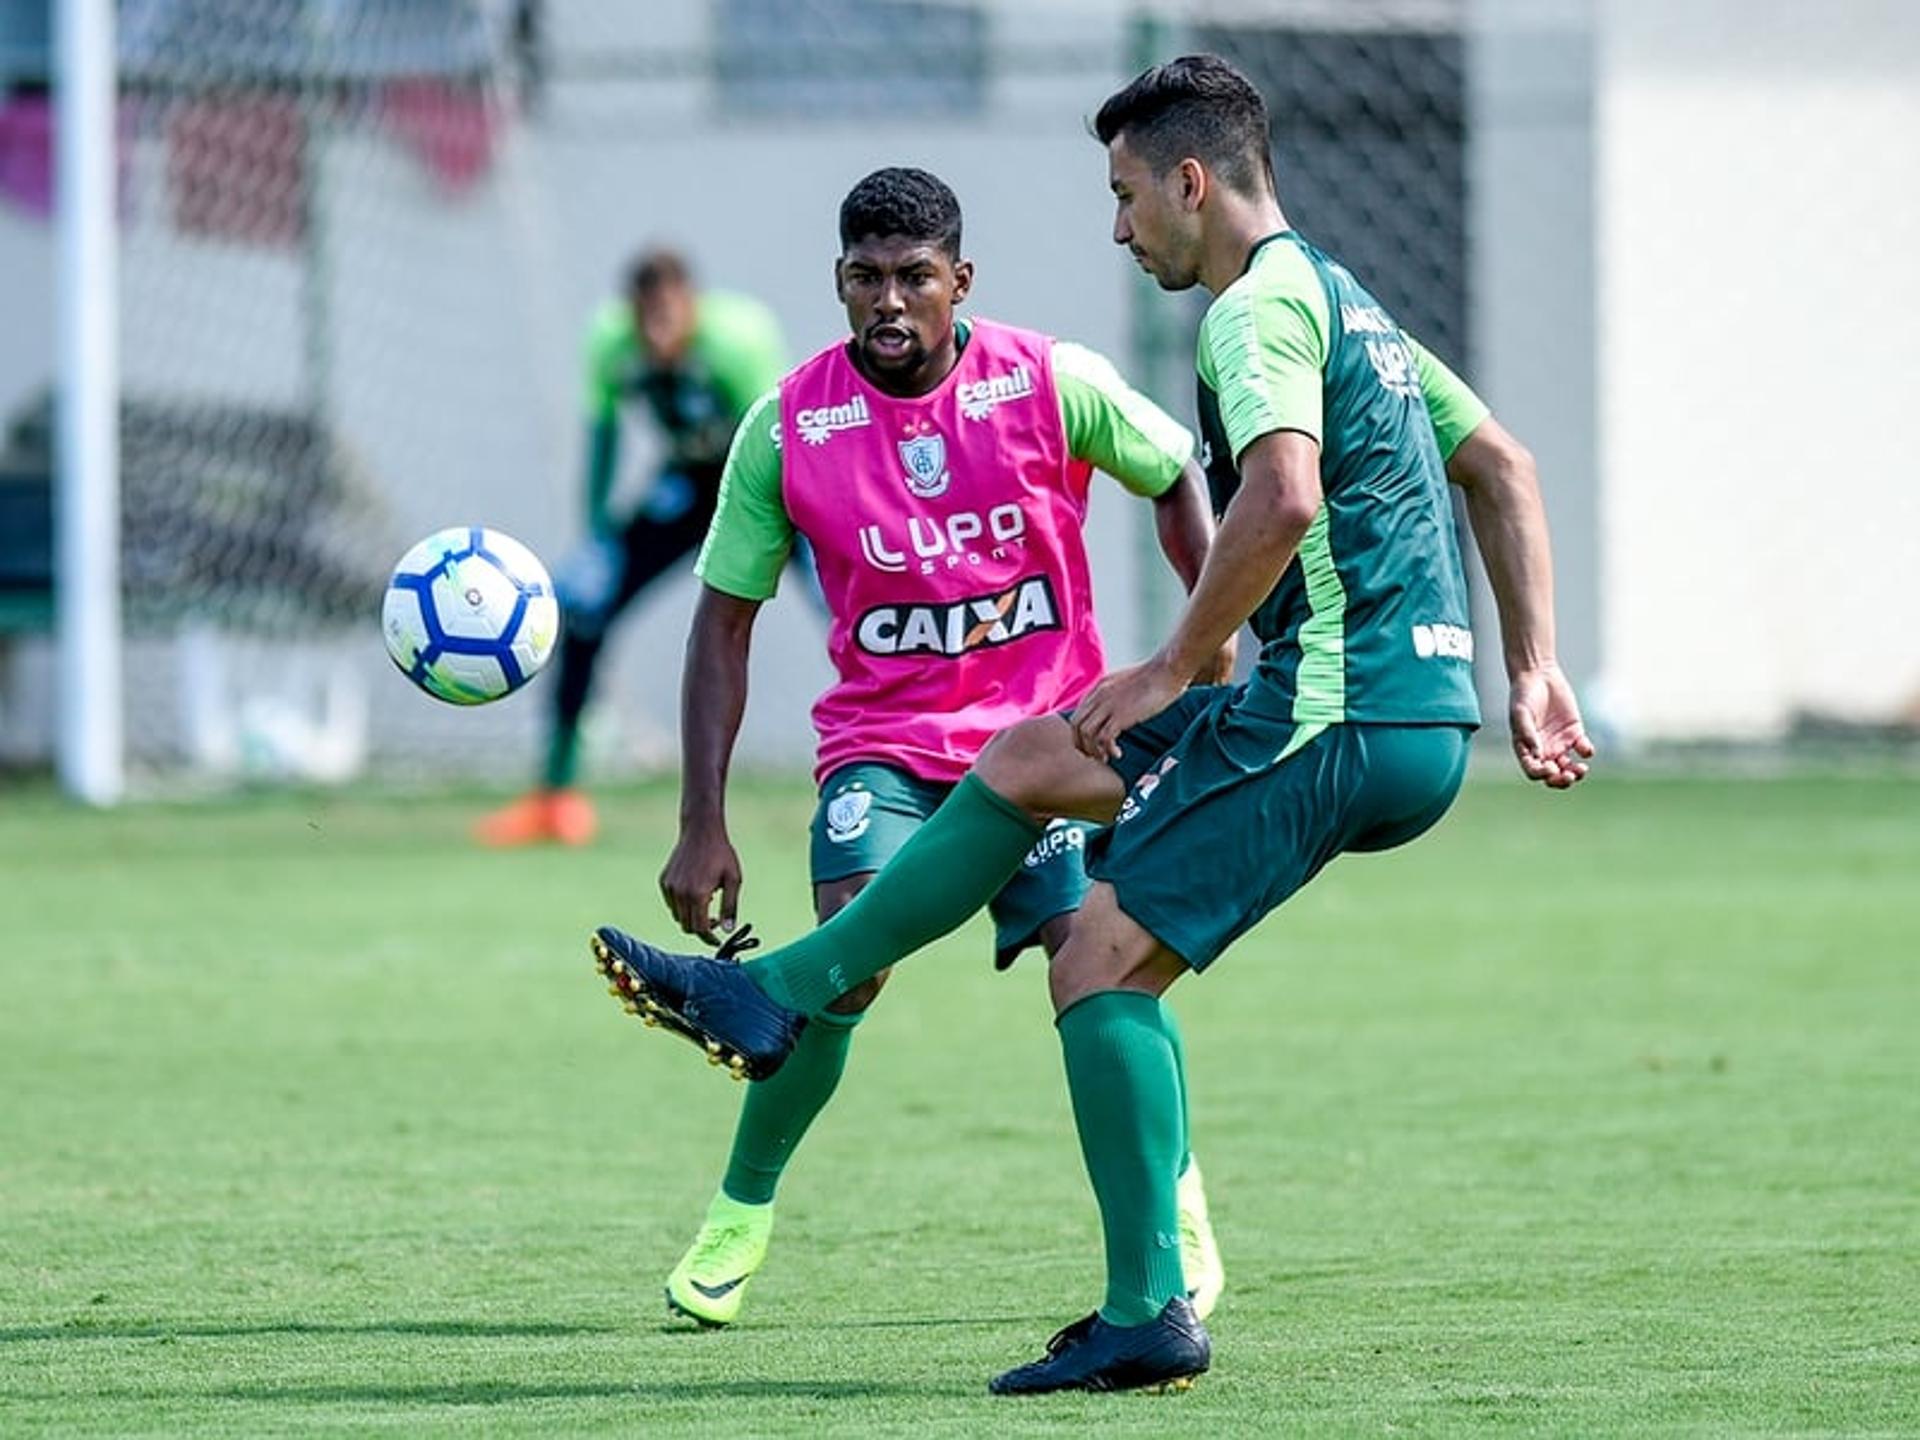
left=659, top=823, right=744, bottom=945
left=1509, top=662, right=1594, bottom=789
left=1072, top=656, right=1187, bottom=761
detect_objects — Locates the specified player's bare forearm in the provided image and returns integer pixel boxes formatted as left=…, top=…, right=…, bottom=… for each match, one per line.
left=1447, top=418, right=1593, bottom=785
left=1448, top=419, right=1558, bottom=679
left=1151, top=461, right=1236, bottom=682
left=663, top=586, right=760, bottom=938
left=1155, top=431, right=1320, bottom=679
left=677, top=586, right=760, bottom=832
left=1150, top=460, right=1215, bottom=592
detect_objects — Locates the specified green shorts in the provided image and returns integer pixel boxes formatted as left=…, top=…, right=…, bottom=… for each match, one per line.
left=811, top=762, right=1093, bottom=967
left=1089, top=686, right=1473, bottom=971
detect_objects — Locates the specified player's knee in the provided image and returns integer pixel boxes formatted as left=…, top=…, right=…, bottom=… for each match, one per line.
left=1047, top=946, right=1109, bottom=1016
left=825, top=966, right=890, bottom=1015
left=1045, top=886, right=1184, bottom=1015
left=976, top=717, right=1067, bottom=811
left=814, top=875, right=871, bottom=924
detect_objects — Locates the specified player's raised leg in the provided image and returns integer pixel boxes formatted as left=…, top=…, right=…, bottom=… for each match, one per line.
left=591, top=715, right=1124, bottom=1072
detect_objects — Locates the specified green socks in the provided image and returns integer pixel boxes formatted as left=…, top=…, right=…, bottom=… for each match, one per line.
left=543, top=722, right=581, bottom=790
left=749, top=774, right=1042, bottom=1016
left=719, top=1008, right=860, bottom=1205
left=1058, top=990, right=1188, bottom=1327
left=719, top=773, right=1041, bottom=1201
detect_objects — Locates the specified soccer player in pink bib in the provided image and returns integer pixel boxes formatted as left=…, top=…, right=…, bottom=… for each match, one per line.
left=644, top=168, right=1231, bottom=1328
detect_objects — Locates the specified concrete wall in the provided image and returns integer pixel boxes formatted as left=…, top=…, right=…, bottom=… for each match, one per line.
left=1594, top=0, right=1920, bottom=736
left=1471, top=0, right=1919, bottom=741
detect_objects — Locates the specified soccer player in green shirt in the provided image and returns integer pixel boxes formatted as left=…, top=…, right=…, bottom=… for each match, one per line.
left=477, top=249, right=787, bottom=847
left=590, top=58, right=1592, bottom=1393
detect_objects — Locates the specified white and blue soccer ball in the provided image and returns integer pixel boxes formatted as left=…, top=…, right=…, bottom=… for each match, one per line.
left=382, top=526, right=559, bottom=705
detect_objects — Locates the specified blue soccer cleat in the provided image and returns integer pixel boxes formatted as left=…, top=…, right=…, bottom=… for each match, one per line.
left=988, top=1296, right=1211, bottom=1396
left=590, top=924, right=807, bottom=1082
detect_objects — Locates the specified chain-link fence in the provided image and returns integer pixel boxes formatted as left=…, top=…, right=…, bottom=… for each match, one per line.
left=1, top=0, right=1483, bottom=786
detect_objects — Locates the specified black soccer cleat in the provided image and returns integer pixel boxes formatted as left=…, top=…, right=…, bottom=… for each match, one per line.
left=590, top=924, right=807, bottom=1082
left=988, top=1297, right=1210, bottom=1396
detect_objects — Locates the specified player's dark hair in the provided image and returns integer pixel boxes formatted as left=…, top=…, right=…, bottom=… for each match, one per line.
left=838, top=167, right=963, bottom=260
left=627, top=247, right=692, bottom=297
left=1094, top=54, right=1274, bottom=197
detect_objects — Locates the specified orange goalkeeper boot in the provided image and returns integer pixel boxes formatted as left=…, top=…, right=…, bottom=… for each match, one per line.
left=545, top=789, right=599, bottom=846
left=474, top=789, right=598, bottom=847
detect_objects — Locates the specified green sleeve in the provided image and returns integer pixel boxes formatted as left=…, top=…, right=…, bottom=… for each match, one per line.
left=1407, top=336, right=1491, bottom=460
left=584, top=418, right=619, bottom=535
left=582, top=301, right=634, bottom=424
left=580, top=302, right=633, bottom=528
left=1196, top=244, right=1329, bottom=459
left=1051, top=341, right=1194, bottom=498
left=693, top=389, right=793, bottom=601
left=694, top=293, right=789, bottom=423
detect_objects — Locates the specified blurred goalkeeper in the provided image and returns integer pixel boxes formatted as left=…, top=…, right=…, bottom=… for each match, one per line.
left=478, top=248, right=788, bottom=847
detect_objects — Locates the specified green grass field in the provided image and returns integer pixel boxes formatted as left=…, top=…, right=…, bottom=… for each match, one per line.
left=3, top=768, right=1916, bottom=1436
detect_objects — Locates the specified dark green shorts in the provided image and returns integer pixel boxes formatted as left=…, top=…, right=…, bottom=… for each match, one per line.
left=811, top=762, right=1093, bottom=966
left=1089, top=686, right=1472, bottom=971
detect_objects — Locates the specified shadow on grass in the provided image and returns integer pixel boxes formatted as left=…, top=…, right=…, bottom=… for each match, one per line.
left=0, top=1319, right=613, bottom=1344
left=210, top=1379, right=952, bottom=1405
left=678, top=1312, right=1053, bottom=1336
left=6, top=1312, right=1053, bottom=1346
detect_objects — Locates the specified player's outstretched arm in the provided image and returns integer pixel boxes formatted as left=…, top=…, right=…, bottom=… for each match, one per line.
left=1446, top=418, right=1593, bottom=788
left=660, top=586, right=762, bottom=940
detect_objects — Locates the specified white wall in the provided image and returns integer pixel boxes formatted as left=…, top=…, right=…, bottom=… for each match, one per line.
left=1595, top=0, right=1920, bottom=736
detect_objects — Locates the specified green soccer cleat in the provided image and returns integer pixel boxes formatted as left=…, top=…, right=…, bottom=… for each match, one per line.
left=1177, top=1158, right=1225, bottom=1321
left=665, top=1190, right=775, bottom=1327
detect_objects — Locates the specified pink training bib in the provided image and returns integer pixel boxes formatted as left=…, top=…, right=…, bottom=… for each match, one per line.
left=781, top=320, right=1103, bottom=784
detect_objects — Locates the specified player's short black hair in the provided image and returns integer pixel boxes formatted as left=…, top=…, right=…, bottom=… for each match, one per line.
left=1094, top=54, right=1274, bottom=197
left=626, top=247, right=692, bottom=297
left=838, top=167, right=963, bottom=260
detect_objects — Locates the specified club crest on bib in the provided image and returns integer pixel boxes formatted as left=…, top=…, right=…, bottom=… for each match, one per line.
left=898, top=433, right=950, bottom=499
left=825, top=786, right=873, bottom=843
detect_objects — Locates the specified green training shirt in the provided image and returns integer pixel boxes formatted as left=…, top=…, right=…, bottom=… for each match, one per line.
left=583, top=290, right=787, bottom=475
left=1196, top=231, right=1484, bottom=727
left=695, top=330, right=1196, bottom=601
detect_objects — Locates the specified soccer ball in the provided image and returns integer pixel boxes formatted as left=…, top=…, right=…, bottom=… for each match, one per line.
left=382, top=526, right=560, bottom=705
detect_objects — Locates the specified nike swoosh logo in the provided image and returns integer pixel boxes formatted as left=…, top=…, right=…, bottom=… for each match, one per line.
left=689, top=1276, right=746, bottom=1300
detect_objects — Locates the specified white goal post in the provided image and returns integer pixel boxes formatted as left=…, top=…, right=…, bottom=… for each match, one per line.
left=55, top=0, right=123, bottom=805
